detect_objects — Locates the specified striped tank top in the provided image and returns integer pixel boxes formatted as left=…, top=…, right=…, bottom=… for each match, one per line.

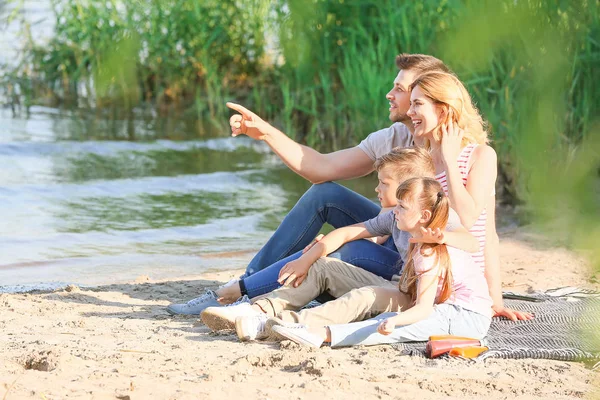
left=435, top=144, right=487, bottom=272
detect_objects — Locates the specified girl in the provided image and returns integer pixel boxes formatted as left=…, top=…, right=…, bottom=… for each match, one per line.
left=273, top=177, right=492, bottom=348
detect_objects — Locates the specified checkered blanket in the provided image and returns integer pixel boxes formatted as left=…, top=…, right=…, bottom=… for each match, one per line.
left=395, top=287, right=600, bottom=362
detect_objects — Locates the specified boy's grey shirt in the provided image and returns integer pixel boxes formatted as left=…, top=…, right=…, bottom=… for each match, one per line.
left=364, top=209, right=462, bottom=264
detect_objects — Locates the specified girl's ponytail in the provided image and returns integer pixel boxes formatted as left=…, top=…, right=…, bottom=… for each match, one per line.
left=397, top=178, right=453, bottom=304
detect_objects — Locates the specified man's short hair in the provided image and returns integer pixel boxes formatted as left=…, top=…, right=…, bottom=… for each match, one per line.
left=374, top=146, right=435, bottom=181
left=395, top=53, right=451, bottom=75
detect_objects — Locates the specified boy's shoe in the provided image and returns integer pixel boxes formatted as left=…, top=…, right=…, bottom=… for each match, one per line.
left=271, top=324, right=324, bottom=348
left=235, top=314, right=269, bottom=341
left=166, top=290, right=220, bottom=315
left=201, top=296, right=257, bottom=331
left=263, top=317, right=297, bottom=341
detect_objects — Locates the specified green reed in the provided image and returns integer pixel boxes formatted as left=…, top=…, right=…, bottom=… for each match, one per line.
left=1, top=0, right=599, bottom=207
left=441, top=0, right=600, bottom=372
left=1, top=0, right=269, bottom=111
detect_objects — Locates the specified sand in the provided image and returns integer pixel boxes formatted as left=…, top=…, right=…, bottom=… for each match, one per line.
left=1, top=227, right=599, bottom=400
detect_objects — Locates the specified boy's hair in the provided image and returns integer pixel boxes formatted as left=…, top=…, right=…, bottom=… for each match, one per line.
left=374, top=147, right=435, bottom=181
left=395, top=53, right=452, bottom=75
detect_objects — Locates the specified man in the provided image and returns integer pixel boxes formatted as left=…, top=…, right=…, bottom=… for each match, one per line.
left=170, top=53, right=531, bottom=321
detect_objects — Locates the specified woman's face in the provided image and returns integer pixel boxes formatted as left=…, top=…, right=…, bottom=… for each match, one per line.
left=407, top=86, right=442, bottom=139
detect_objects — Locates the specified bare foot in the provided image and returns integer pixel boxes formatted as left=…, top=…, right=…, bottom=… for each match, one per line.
left=215, top=282, right=242, bottom=304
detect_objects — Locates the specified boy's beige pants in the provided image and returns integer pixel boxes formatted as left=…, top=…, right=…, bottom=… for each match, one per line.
left=252, top=257, right=411, bottom=327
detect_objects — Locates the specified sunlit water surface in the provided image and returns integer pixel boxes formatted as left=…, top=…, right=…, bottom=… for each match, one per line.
left=0, top=107, right=377, bottom=292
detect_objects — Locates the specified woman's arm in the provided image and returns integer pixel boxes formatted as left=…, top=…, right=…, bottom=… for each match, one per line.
left=444, top=146, right=497, bottom=228
left=443, top=226, right=480, bottom=252
left=409, top=226, right=479, bottom=253
left=483, top=202, right=534, bottom=320
left=440, top=122, right=497, bottom=229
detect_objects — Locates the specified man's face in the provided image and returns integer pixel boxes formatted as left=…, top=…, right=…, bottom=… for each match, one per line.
left=386, top=69, right=419, bottom=123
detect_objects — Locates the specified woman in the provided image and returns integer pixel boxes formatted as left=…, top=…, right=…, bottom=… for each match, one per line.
left=407, top=71, right=495, bottom=273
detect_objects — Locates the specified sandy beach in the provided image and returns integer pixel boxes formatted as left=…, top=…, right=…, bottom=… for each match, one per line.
left=1, top=227, right=599, bottom=400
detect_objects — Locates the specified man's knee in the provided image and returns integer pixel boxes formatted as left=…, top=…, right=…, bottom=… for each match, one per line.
left=308, top=181, right=338, bottom=193
left=302, top=182, right=343, bottom=205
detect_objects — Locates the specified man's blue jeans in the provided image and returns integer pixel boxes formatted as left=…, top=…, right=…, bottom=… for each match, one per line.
left=240, top=182, right=401, bottom=298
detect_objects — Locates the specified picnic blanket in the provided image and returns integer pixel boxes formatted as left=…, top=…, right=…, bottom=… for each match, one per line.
left=395, top=287, right=600, bottom=363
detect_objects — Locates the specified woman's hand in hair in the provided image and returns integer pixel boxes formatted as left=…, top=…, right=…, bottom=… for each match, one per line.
left=409, top=227, right=446, bottom=245
left=440, top=117, right=464, bottom=164
left=278, top=258, right=312, bottom=287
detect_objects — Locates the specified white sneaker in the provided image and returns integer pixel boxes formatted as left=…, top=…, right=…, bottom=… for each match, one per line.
left=263, top=317, right=301, bottom=341
left=235, top=314, right=269, bottom=341
left=201, top=297, right=259, bottom=331
left=271, top=324, right=324, bottom=348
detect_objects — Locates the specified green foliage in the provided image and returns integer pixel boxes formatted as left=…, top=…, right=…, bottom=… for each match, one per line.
left=2, top=0, right=269, bottom=110
left=272, top=0, right=453, bottom=143
left=441, top=2, right=600, bottom=357
left=438, top=0, right=600, bottom=201
left=2, top=0, right=599, bottom=212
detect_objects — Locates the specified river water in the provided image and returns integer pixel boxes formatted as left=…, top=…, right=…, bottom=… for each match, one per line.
left=0, top=4, right=378, bottom=292
left=0, top=107, right=376, bottom=292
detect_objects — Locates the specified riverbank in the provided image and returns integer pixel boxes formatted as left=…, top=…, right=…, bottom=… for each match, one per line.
left=1, top=228, right=599, bottom=399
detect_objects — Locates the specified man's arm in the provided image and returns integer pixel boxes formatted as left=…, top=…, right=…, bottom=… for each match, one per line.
left=265, top=136, right=375, bottom=183
left=227, top=102, right=375, bottom=183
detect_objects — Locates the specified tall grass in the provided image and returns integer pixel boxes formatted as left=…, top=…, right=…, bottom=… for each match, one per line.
left=1, top=1, right=599, bottom=202
left=438, top=1, right=600, bottom=202
left=1, top=0, right=269, bottom=115
left=441, top=1, right=600, bottom=373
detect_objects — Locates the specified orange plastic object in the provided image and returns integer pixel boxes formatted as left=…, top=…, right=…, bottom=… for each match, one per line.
left=426, top=338, right=483, bottom=358
left=449, top=346, right=488, bottom=359
left=429, top=335, right=479, bottom=342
